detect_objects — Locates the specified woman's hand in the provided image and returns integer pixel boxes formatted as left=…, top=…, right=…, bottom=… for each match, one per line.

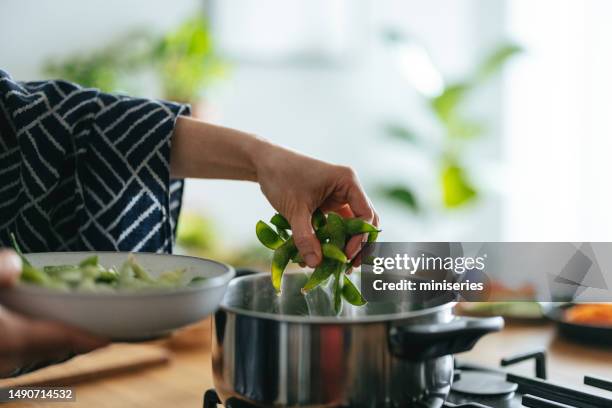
left=0, top=250, right=107, bottom=377
left=171, top=117, right=379, bottom=267
left=255, top=144, right=379, bottom=268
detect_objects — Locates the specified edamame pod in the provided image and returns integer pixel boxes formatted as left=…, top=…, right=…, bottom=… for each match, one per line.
left=344, top=218, right=379, bottom=235
left=79, top=255, right=99, bottom=268
left=332, top=270, right=343, bottom=314
left=10, top=233, right=31, bottom=266
left=342, top=275, right=367, bottom=306
left=271, top=238, right=297, bottom=293
left=189, top=276, right=207, bottom=286
left=129, top=256, right=154, bottom=283
left=312, top=209, right=326, bottom=229
left=21, top=263, right=50, bottom=285
left=292, top=253, right=304, bottom=263
left=326, top=212, right=346, bottom=249
left=301, top=258, right=338, bottom=293
left=321, top=243, right=347, bottom=263
left=315, top=226, right=330, bottom=241
left=44, top=265, right=78, bottom=275
left=256, top=220, right=284, bottom=250
left=270, top=213, right=291, bottom=230
left=255, top=211, right=375, bottom=312
left=277, top=227, right=290, bottom=241
left=361, top=255, right=375, bottom=265
left=158, top=268, right=187, bottom=285
left=96, top=270, right=119, bottom=284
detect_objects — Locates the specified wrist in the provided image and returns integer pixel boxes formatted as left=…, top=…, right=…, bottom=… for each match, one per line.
left=250, top=137, right=282, bottom=183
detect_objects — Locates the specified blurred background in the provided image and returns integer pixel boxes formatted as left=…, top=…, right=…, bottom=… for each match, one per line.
left=2, top=0, right=612, bottom=268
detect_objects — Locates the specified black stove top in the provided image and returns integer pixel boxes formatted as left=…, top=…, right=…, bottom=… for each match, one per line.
left=203, top=350, right=612, bottom=408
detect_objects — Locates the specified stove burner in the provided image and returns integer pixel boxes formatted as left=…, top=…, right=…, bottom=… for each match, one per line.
left=452, top=371, right=518, bottom=396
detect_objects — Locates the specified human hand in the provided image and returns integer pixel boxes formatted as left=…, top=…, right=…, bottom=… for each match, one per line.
left=0, top=249, right=107, bottom=377
left=255, top=144, right=379, bottom=268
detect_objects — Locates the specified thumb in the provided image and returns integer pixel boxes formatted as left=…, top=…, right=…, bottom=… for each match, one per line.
left=290, top=210, right=322, bottom=268
left=0, top=249, right=22, bottom=288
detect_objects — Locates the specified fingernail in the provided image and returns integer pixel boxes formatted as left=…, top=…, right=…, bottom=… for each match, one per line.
left=304, top=253, right=318, bottom=268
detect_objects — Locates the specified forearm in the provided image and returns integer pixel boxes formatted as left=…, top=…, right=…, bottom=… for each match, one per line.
left=170, top=116, right=272, bottom=181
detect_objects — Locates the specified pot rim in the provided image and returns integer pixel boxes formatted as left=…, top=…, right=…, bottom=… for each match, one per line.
left=220, top=273, right=456, bottom=324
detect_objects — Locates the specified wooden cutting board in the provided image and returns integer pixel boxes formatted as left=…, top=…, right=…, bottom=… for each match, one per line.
left=0, top=343, right=170, bottom=388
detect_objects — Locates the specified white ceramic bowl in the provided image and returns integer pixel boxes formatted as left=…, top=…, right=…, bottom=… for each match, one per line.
left=0, top=252, right=235, bottom=340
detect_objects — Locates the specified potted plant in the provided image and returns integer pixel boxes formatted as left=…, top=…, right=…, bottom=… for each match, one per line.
left=380, top=33, right=521, bottom=212
left=151, top=16, right=227, bottom=117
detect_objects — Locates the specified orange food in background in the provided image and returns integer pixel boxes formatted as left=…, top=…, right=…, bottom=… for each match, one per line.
left=565, top=304, right=612, bottom=326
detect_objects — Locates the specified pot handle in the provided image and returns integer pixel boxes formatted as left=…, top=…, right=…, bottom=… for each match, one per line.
left=388, top=316, right=504, bottom=361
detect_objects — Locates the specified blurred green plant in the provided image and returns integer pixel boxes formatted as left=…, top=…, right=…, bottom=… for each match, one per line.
left=43, top=14, right=226, bottom=103
left=43, top=31, right=151, bottom=93
left=176, top=212, right=217, bottom=251
left=151, top=16, right=227, bottom=103
left=381, top=38, right=521, bottom=210
left=176, top=211, right=269, bottom=268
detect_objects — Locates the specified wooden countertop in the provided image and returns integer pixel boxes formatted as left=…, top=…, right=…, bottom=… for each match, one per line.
left=5, top=319, right=612, bottom=407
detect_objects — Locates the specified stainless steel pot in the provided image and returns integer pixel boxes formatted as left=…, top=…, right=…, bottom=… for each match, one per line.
left=212, top=271, right=503, bottom=408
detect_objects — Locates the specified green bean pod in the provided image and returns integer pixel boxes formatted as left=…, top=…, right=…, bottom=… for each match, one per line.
left=270, top=213, right=291, bottom=230
left=344, top=218, right=379, bottom=235
left=256, top=220, right=284, bottom=250
left=301, top=258, right=338, bottom=294
left=271, top=238, right=297, bottom=293
left=341, top=275, right=367, bottom=306
left=321, top=243, right=347, bottom=263
left=367, top=230, right=379, bottom=243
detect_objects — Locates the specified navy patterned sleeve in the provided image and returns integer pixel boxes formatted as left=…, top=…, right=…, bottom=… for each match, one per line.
left=0, top=69, right=190, bottom=253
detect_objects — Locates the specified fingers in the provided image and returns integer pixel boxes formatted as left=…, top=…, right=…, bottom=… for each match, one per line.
left=14, top=315, right=108, bottom=363
left=319, top=202, right=354, bottom=219
left=0, top=308, right=108, bottom=374
left=345, top=201, right=380, bottom=268
left=0, top=249, right=22, bottom=288
left=290, top=210, right=322, bottom=268
left=344, top=235, right=364, bottom=262
left=343, top=170, right=379, bottom=265
left=23, top=319, right=108, bottom=355
left=345, top=173, right=375, bottom=223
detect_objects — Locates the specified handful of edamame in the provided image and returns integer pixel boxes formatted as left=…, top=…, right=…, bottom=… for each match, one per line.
left=255, top=210, right=380, bottom=314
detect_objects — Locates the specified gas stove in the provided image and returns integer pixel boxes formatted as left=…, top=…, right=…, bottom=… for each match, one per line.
left=203, top=350, right=612, bottom=408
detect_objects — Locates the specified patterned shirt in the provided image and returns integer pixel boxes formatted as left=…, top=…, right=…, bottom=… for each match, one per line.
left=0, top=69, right=189, bottom=254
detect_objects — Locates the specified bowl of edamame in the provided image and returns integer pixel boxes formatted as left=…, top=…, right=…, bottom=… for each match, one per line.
left=0, top=248, right=235, bottom=340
